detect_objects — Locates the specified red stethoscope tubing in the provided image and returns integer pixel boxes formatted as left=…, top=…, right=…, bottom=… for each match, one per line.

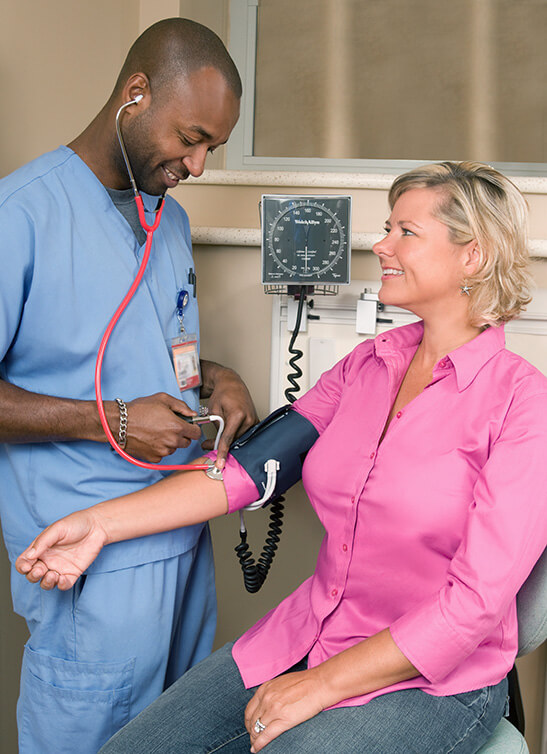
left=94, top=194, right=209, bottom=471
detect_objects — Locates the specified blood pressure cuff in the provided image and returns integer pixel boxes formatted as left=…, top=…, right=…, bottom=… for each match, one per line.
left=229, top=405, right=319, bottom=500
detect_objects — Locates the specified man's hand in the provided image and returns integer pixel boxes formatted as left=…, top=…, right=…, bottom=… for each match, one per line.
left=200, top=361, right=258, bottom=467
left=15, top=509, right=109, bottom=590
left=121, top=393, right=202, bottom=462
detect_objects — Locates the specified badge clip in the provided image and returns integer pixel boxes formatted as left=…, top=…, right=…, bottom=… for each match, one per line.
left=171, top=288, right=201, bottom=391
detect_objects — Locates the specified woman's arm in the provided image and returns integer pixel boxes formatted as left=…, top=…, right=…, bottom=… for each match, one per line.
left=245, top=628, right=418, bottom=753
left=15, top=458, right=228, bottom=590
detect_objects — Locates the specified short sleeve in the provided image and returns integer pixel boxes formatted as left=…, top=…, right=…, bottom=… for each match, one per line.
left=205, top=452, right=260, bottom=514
left=293, top=341, right=373, bottom=433
left=211, top=340, right=375, bottom=513
left=0, top=199, right=35, bottom=361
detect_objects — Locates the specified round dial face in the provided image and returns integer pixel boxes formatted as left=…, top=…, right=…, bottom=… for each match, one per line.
left=262, top=195, right=351, bottom=285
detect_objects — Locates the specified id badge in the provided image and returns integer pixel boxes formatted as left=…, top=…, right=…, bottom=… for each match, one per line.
left=171, top=334, right=201, bottom=391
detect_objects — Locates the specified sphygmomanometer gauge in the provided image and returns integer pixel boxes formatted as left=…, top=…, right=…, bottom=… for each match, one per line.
left=261, top=195, right=351, bottom=285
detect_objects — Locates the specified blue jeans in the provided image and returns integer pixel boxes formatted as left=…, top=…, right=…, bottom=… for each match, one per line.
left=100, top=642, right=508, bottom=754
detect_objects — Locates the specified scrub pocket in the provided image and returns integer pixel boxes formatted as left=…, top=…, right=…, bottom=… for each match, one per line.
left=19, top=644, right=135, bottom=754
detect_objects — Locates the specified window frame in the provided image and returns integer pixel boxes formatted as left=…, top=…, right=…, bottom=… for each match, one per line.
left=227, top=0, right=547, bottom=177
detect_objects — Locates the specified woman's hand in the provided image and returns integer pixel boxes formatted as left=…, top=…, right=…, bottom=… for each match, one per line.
left=15, top=509, right=109, bottom=590
left=243, top=630, right=420, bottom=751
left=244, top=668, right=326, bottom=752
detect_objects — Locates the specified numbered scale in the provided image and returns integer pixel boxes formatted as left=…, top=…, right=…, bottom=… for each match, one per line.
left=261, top=195, right=351, bottom=288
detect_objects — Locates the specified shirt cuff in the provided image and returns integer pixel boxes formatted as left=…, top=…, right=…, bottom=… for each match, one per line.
left=205, top=452, right=260, bottom=514
left=389, top=597, right=473, bottom=684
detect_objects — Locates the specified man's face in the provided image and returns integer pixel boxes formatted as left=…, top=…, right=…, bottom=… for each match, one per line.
left=120, top=66, right=240, bottom=195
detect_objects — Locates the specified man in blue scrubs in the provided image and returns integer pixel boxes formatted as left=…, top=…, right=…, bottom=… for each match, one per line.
left=0, top=18, right=257, bottom=753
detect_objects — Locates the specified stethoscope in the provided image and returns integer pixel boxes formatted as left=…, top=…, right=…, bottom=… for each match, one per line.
left=94, top=96, right=222, bottom=470
left=114, top=94, right=165, bottom=233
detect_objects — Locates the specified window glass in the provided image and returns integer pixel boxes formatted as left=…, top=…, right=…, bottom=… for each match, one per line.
left=253, top=0, right=547, bottom=164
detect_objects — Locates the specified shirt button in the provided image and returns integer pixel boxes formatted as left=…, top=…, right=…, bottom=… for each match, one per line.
left=351, top=496, right=355, bottom=504
left=369, top=451, right=375, bottom=459
left=331, top=589, right=338, bottom=597
left=396, top=411, right=402, bottom=418
left=439, top=358, right=447, bottom=368
left=342, top=544, right=348, bottom=552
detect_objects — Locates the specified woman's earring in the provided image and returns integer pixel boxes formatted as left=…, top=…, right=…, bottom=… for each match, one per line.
left=460, top=282, right=472, bottom=296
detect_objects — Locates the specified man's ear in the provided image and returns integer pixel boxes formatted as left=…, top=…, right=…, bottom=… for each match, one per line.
left=120, top=73, right=151, bottom=112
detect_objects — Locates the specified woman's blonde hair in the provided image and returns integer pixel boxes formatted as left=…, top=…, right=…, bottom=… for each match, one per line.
left=388, top=161, right=532, bottom=327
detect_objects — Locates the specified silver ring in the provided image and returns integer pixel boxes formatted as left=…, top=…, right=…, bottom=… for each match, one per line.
left=254, top=717, right=267, bottom=734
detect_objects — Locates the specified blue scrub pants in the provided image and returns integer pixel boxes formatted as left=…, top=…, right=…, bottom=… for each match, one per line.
left=101, top=643, right=508, bottom=754
left=13, top=526, right=216, bottom=754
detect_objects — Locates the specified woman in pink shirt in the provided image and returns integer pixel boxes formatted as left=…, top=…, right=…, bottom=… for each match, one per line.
left=17, top=162, right=547, bottom=754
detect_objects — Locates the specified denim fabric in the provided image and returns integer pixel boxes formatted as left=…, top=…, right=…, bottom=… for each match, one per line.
left=100, top=643, right=508, bottom=754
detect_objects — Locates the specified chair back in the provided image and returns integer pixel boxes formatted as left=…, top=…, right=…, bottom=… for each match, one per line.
left=517, top=547, right=547, bottom=656
left=475, top=548, right=546, bottom=753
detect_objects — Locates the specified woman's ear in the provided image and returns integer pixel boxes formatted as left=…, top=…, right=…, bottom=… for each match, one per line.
left=463, top=240, right=481, bottom=277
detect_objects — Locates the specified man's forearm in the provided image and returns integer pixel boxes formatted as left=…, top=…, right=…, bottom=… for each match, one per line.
left=0, top=379, right=117, bottom=443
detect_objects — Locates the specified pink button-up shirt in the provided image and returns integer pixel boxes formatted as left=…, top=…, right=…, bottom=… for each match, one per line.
left=220, top=322, right=547, bottom=707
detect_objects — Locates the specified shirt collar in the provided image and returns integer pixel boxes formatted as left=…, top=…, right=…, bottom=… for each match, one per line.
left=448, top=324, right=506, bottom=391
left=373, top=321, right=424, bottom=359
left=63, top=147, right=163, bottom=214
left=373, top=321, right=507, bottom=392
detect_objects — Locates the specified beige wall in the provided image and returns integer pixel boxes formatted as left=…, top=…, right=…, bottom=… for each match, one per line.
left=0, top=1, right=545, bottom=753
left=0, top=0, right=139, bottom=176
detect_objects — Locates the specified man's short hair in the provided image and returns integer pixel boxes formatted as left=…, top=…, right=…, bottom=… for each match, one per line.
left=115, top=18, right=242, bottom=100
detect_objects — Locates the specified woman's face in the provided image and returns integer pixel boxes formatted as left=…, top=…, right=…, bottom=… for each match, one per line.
left=372, top=187, right=475, bottom=319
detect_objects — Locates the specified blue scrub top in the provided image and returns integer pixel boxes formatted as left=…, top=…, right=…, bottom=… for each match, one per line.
left=0, top=146, right=205, bottom=573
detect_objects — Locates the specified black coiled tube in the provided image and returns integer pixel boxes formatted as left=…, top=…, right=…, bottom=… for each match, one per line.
left=235, top=497, right=285, bottom=593
left=235, top=289, right=306, bottom=592
left=284, top=287, right=306, bottom=404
